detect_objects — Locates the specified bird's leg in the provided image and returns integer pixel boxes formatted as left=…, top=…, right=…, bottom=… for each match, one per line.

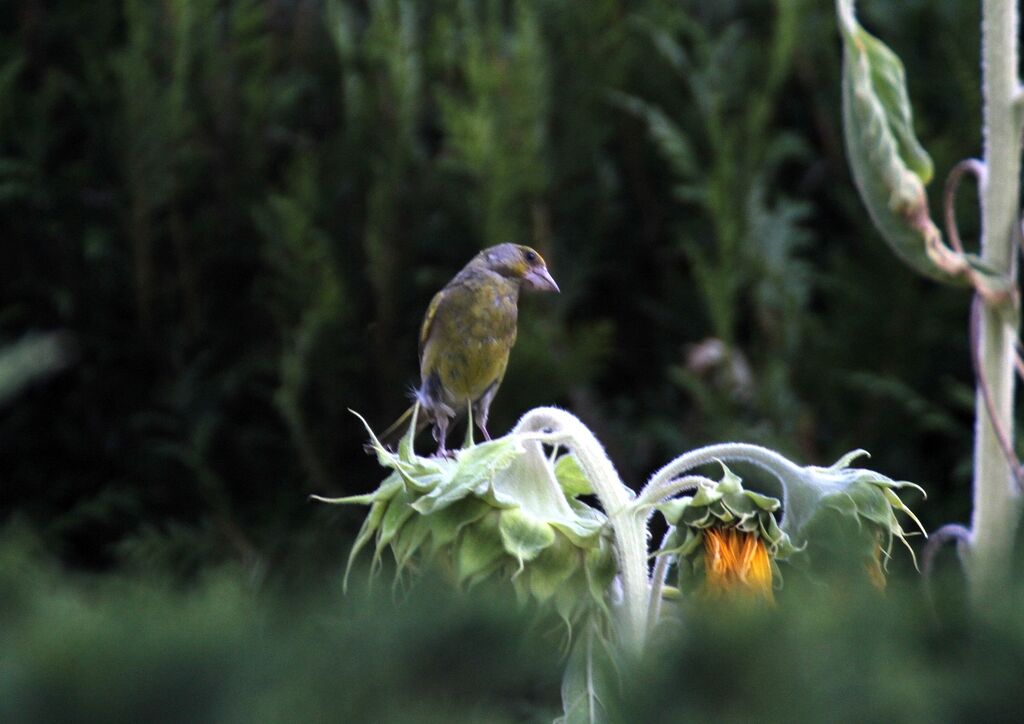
left=473, top=381, right=499, bottom=442
left=433, top=416, right=450, bottom=457
left=432, top=401, right=456, bottom=458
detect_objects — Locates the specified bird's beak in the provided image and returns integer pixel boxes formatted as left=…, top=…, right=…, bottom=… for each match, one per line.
left=524, top=266, right=560, bottom=293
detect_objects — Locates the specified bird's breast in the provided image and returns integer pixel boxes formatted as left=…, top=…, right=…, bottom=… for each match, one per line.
left=422, top=277, right=519, bottom=403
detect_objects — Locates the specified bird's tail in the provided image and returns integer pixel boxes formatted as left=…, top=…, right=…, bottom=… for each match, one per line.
left=365, top=404, right=431, bottom=454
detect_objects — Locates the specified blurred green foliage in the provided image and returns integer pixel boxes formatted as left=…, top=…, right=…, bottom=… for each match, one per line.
left=4, top=525, right=1024, bottom=722
left=0, top=0, right=1013, bottom=717
left=630, top=573, right=1024, bottom=723
left=0, top=526, right=564, bottom=723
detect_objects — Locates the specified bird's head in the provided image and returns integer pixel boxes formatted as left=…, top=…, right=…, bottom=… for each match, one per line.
left=480, top=243, right=559, bottom=293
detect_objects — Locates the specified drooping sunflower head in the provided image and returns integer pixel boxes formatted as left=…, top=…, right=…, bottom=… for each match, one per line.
left=703, top=527, right=776, bottom=600
left=781, top=450, right=926, bottom=588
left=315, top=408, right=616, bottom=627
left=656, top=464, right=796, bottom=602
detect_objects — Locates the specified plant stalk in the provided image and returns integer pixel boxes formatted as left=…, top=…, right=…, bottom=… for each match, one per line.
left=514, top=407, right=649, bottom=652
left=640, top=443, right=804, bottom=507
left=969, top=0, right=1023, bottom=605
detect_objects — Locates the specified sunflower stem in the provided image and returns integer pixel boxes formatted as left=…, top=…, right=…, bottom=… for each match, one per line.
left=641, top=475, right=716, bottom=522
left=640, top=443, right=804, bottom=507
left=647, top=526, right=676, bottom=637
left=514, top=407, right=649, bottom=653
left=969, top=0, right=1023, bottom=606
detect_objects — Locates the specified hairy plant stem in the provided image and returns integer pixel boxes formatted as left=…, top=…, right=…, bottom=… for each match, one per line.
left=514, top=407, right=649, bottom=653
left=970, top=0, right=1022, bottom=606
left=647, top=526, right=676, bottom=638
left=641, top=475, right=716, bottom=522
left=640, top=443, right=804, bottom=507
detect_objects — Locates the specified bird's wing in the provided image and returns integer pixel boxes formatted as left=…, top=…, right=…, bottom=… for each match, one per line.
left=418, top=287, right=449, bottom=365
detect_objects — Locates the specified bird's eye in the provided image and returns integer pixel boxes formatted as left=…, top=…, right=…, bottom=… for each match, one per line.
left=525, top=251, right=537, bottom=262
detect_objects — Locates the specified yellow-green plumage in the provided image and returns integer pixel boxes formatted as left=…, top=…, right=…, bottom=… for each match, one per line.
left=419, top=271, right=518, bottom=403
left=383, top=243, right=558, bottom=456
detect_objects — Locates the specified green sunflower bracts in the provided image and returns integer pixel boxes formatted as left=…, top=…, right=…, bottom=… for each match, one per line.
left=654, top=464, right=797, bottom=597
left=315, top=409, right=617, bottom=624
left=780, top=450, right=926, bottom=585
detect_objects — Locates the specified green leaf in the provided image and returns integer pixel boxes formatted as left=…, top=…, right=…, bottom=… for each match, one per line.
left=397, top=403, right=420, bottom=461
left=554, top=454, right=593, bottom=497
left=657, top=527, right=703, bottom=559
left=549, top=512, right=606, bottom=548
left=455, top=511, right=505, bottom=583
left=403, top=464, right=447, bottom=494
left=823, top=490, right=860, bottom=518
left=499, top=508, right=556, bottom=565
left=557, top=623, right=617, bottom=724
left=524, top=536, right=579, bottom=602
left=377, top=486, right=416, bottom=552
left=411, top=475, right=474, bottom=515
left=829, top=448, right=870, bottom=471
left=410, top=449, right=515, bottom=515
left=681, top=505, right=714, bottom=528
left=490, top=441, right=579, bottom=522
left=584, top=544, right=618, bottom=616
left=656, top=496, right=694, bottom=526
left=462, top=403, right=475, bottom=448
left=447, top=438, right=522, bottom=493
left=426, top=498, right=491, bottom=548
left=849, top=485, right=895, bottom=527
left=392, top=515, right=431, bottom=568
left=350, top=408, right=399, bottom=468
left=716, top=462, right=743, bottom=494
left=343, top=499, right=389, bottom=591
left=738, top=489, right=781, bottom=513
left=312, top=473, right=405, bottom=507
left=836, top=0, right=962, bottom=284
left=553, top=569, right=590, bottom=625
left=689, top=484, right=724, bottom=508
left=882, top=488, right=926, bottom=536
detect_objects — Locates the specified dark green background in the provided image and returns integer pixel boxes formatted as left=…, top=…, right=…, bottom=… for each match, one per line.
left=1, top=0, right=979, bottom=577
left=2, top=1, right=1013, bottom=720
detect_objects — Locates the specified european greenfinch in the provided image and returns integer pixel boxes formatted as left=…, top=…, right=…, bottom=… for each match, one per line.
left=381, top=243, right=559, bottom=456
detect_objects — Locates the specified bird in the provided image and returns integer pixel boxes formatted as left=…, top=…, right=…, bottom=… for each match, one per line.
left=378, top=243, right=559, bottom=456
